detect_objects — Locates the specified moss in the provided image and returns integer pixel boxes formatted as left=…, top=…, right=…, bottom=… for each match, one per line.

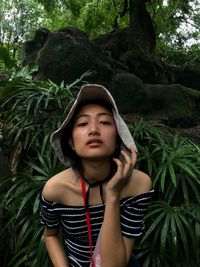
left=148, top=84, right=199, bottom=116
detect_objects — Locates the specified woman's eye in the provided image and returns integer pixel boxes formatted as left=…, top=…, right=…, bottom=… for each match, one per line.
left=100, top=121, right=111, bottom=125
left=77, top=122, right=88, bottom=127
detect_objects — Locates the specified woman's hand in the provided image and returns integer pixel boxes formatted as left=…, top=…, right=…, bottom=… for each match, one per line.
left=106, top=146, right=138, bottom=197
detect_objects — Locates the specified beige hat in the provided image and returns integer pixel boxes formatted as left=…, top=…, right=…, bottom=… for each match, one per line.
left=50, top=83, right=137, bottom=167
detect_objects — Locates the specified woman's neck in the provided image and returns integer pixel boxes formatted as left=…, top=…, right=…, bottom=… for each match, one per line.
left=80, top=159, right=112, bottom=184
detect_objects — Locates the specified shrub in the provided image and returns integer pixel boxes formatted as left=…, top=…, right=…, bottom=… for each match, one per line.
left=0, top=72, right=199, bottom=267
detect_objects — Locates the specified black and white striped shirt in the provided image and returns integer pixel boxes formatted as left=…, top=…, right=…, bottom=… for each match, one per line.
left=40, top=190, right=154, bottom=267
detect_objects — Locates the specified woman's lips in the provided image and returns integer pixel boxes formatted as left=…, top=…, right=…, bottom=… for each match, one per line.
left=86, top=139, right=102, bottom=146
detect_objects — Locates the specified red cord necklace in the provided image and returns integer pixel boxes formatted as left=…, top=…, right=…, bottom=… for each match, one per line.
left=80, top=176, right=95, bottom=267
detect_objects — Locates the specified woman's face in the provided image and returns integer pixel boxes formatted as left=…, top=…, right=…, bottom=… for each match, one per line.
left=71, top=103, right=117, bottom=160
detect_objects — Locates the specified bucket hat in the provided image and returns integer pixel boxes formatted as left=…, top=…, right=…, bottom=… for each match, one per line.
left=50, top=83, right=137, bottom=167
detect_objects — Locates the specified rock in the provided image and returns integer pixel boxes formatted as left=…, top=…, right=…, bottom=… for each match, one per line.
left=119, top=50, right=172, bottom=84
left=110, top=79, right=200, bottom=117
left=94, top=28, right=130, bottom=60
left=110, top=73, right=151, bottom=113
left=22, top=28, right=50, bottom=66
left=21, top=26, right=200, bottom=134
left=147, top=83, right=200, bottom=116
left=173, top=64, right=200, bottom=91
left=94, top=28, right=172, bottom=85
left=22, top=27, right=114, bottom=85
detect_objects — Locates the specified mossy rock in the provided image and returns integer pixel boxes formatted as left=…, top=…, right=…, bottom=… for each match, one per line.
left=29, top=29, right=114, bottom=85
left=148, top=84, right=200, bottom=116
left=110, top=73, right=151, bottom=113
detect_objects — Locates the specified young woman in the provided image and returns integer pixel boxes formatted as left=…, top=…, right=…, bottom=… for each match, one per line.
left=40, top=84, right=153, bottom=267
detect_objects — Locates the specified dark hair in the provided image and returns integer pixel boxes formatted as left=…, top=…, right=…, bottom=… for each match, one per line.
left=60, top=99, right=122, bottom=171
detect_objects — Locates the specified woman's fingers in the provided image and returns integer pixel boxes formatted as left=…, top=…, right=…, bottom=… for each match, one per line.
left=112, top=158, right=123, bottom=175
left=120, top=147, right=137, bottom=165
left=112, top=148, right=138, bottom=178
left=120, top=147, right=137, bottom=177
left=112, top=158, right=124, bottom=185
left=108, top=148, right=138, bottom=193
left=129, top=146, right=138, bottom=165
left=120, top=150, right=132, bottom=177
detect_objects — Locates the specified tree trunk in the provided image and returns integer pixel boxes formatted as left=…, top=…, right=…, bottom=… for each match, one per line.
left=129, top=0, right=156, bottom=53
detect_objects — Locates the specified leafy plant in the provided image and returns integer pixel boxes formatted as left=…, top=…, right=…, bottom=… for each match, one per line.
left=0, top=70, right=91, bottom=267
left=0, top=76, right=200, bottom=267
left=130, top=119, right=200, bottom=267
left=0, top=44, right=16, bottom=69
left=1, top=145, right=61, bottom=267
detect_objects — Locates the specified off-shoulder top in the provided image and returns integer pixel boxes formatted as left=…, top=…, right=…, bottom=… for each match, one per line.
left=40, top=190, right=154, bottom=267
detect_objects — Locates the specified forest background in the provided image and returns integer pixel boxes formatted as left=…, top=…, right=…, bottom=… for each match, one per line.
left=0, top=1, right=200, bottom=267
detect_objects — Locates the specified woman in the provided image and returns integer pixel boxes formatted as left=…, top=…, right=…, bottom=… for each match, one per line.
left=40, top=83, right=153, bottom=267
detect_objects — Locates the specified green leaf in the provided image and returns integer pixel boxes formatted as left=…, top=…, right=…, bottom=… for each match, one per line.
left=16, top=189, right=38, bottom=218
left=142, top=209, right=166, bottom=240
left=175, top=162, right=197, bottom=178
left=168, top=162, right=177, bottom=187
left=160, top=165, right=167, bottom=191
left=33, top=192, right=41, bottom=214
left=170, top=214, right=178, bottom=247
left=160, top=212, right=170, bottom=247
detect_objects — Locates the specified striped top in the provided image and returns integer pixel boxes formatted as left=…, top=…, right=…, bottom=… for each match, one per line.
left=40, top=190, right=154, bottom=267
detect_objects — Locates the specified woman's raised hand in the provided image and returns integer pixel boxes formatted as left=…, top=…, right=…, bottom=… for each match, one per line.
left=106, top=147, right=138, bottom=197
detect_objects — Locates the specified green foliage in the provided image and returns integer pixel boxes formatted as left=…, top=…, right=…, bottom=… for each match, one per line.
left=0, top=69, right=200, bottom=266
left=1, top=149, right=60, bottom=266
left=129, top=119, right=200, bottom=267
left=157, top=42, right=200, bottom=66
left=0, top=0, right=58, bottom=63
left=0, top=44, right=16, bottom=69
left=0, top=67, right=92, bottom=151
left=0, top=69, right=93, bottom=266
left=0, top=1, right=200, bottom=265
left=1, top=0, right=200, bottom=66
left=37, top=0, right=129, bottom=37
left=147, top=0, right=200, bottom=65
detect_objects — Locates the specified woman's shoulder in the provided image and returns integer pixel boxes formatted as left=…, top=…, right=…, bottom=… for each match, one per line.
left=123, top=169, right=152, bottom=198
left=133, top=169, right=152, bottom=191
left=42, top=168, right=77, bottom=203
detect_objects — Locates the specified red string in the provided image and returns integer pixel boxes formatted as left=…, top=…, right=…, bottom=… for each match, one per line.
left=80, top=176, right=95, bottom=267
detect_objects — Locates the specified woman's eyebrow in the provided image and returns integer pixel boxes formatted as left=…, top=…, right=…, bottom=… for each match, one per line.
left=76, top=112, right=113, bottom=120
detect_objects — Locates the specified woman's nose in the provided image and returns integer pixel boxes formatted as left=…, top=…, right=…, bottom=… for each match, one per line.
left=89, top=122, right=100, bottom=136
left=89, top=130, right=99, bottom=136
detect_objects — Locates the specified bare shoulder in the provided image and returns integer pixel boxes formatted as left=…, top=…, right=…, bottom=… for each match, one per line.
left=42, top=168, right=76, bottom=202
left=125, top=169, right=152, bottom=197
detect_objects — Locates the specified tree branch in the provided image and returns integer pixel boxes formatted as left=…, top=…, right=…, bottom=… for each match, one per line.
left=119, top=0, right=129, bottom=18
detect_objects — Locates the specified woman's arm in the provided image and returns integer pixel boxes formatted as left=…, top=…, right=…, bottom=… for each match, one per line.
left=41, top=172, right=69, bottom=267
left=101, top=147, right=151, bottom=267
left=44, top=227, right=69, bottom=267
left=101, top=194, right=135, bottom=267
